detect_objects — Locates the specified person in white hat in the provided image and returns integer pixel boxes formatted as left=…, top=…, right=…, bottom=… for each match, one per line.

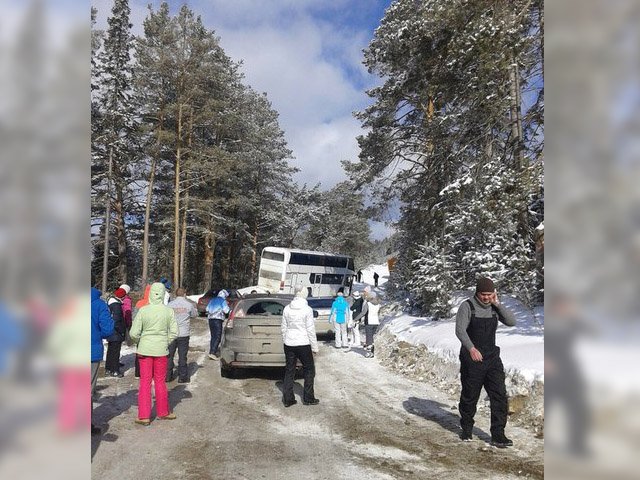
left=118, top=284, right=133, bottom=331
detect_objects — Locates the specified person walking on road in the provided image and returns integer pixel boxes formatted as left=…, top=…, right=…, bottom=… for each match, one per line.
left=356, top=270, right=363, bottom=282
left=91, top=287, right=114, bottom=435
left=455, top=277, right=516, bottom=448
left=166, top=288, right=197, bottom=383
left=329, top=292, right=350, bottom=349
left=130, top=282, right=178, bottom=425
left=281, top=286, right=319, bottom=407
left=206, top=289, right=230, bottom=360
left=363, top=292, right=381, bottom=357
left=373, top=271, right=379, bottom=287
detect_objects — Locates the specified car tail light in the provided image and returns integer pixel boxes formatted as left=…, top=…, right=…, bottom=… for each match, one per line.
left=280, top=280, right=284, bottom=290
left=226, top=310, right=235, bottom=329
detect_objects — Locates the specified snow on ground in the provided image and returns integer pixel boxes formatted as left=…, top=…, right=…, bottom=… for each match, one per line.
left=360, top=262, right=543, bottom=386
left=385, top=293, right=544, bottom=384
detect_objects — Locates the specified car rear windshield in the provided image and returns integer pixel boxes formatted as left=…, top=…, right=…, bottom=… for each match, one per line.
left=234, top=300, right=289, bottom=318
left=307, top=298, right=334, bottom=309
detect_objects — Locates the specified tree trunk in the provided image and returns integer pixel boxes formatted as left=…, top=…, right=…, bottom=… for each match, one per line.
left=202, top=231, right=215, bottom=292
left=101, top=146, right=113, bottom=293
left=173, top=102, right=183, bottom=288
left=509, top=56, right=524, bottom=169
left=179, top=190, right=188, bottom=289
left=113, top=180, right=128, bottom=283
left=141, top=113, right=163, bottom=287
left=250, top=221, right=258, bottom=284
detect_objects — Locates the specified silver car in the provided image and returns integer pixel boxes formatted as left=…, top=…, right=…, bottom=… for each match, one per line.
left=220, top=294, right=318, bottom=378
left=306, top=297, right=335, bottom=337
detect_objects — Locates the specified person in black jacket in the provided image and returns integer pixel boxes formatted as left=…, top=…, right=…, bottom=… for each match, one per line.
left=349, top=290, right=367, bottom=347
left=105, top=288, right=127, bottom=377
left=373, top=271, right=379, bottom=287
left=455, top=277, right=516, bottom=448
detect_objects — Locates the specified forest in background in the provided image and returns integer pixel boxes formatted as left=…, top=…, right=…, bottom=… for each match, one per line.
left=91, top=1, right=373, bottom=294
left=91, top=0, right=543, bottom=316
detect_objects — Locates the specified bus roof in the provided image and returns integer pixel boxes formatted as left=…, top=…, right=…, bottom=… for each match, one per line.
left=261, top=246, right=353, bottom=259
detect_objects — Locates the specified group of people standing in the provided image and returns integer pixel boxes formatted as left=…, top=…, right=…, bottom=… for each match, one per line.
left=92, top=272, right=518, bottom=450
left=91, top=279, right=199, bottom=431
left=329, top=288, right=381, bottom=357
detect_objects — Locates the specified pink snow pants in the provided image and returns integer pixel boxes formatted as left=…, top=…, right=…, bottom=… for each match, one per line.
left=58, top=367, right=90, bottom=432
left=137, top=354, right=170, bottom=419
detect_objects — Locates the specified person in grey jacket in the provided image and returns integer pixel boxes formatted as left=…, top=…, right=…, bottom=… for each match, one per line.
left=280, top=286, right=319, bottom=407
left=166, top=288, right=197, bottom=383
left=455, top=277, right=516, bottom=448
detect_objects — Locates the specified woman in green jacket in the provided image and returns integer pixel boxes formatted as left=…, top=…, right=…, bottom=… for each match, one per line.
left=130, top=282, right=178, bottom=425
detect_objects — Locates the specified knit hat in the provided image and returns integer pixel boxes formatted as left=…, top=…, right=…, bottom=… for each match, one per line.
left=475, top=277, right=495, bottom=294
left=294, top=285, right=306, bottom=298
left=114, top=288, right=127, bottom=299
left=337, top=292, right=344, bottom=297
left=352, top=291, right=361, bottom=299
left=119, top=284, right=131, bottom=294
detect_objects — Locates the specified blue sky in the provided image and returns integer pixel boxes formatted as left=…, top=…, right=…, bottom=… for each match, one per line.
left=93, top=0, right=395, bottom=239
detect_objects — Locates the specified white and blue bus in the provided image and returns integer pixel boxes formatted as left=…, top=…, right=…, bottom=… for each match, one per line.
left=257, top=247, right=355, bottom=297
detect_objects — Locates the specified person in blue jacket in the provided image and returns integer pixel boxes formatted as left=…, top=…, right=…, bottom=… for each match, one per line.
left=329, top=292, right=350, bottom=349
left=0, top=302, right=24, bottom=376
left=91, top=287, right=114, bottom=435
left=206, top=290, right=230, bottom=360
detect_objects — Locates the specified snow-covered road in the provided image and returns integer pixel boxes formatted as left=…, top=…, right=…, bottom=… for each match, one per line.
left=91, top=316, right=543, bottom=479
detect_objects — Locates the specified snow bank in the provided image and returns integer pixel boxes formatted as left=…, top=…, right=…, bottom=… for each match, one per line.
left=384, top=294, right=544, bottom=384
left=359, top=263, right=545, bottom=431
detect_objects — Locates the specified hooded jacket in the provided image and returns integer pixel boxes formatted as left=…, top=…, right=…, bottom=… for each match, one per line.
left=206, top=290, right=230, bottom=320
left=281, top=296, right=318, bottom=352
left=135, top=284, right=151, bottom=309
left=129, top=283, right=178, bottom=356
left=329, top=295, right=350, bottom=324
left=91, top=288, right=114, bottom=362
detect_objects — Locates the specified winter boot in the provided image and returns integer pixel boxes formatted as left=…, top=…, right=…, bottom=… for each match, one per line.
left=490, top=433, right=513, bottom=448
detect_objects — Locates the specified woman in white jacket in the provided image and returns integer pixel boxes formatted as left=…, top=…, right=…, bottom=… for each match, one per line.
left=364, top=292, right=381, bottom=358
left=281, top=286, right=319, bottom=407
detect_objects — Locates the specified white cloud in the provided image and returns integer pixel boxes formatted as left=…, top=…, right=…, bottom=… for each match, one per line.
left=93, top=1, right=392, bottom=233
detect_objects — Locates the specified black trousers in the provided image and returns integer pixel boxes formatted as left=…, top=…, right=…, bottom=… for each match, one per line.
left=167, top=336, right=190, bottom=381
left=105, top=341, right=122, bottom=373
left=282, top=344, right=316, bottom=403
left=458, top=352, right=508, bottom=436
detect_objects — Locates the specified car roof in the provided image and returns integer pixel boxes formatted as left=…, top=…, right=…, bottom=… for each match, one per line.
left=239, top=293, right=294, bottom=300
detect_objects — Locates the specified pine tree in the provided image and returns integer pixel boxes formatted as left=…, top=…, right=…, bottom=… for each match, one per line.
left=352, top=0, right=544, bottom=311
left=92, top=0, right=137, bottom=289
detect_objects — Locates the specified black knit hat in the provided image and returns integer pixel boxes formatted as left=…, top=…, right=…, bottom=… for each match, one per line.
left=476, top=277, right=495, bottom=293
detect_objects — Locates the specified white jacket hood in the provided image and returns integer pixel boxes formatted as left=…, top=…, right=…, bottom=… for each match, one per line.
left=288, top=297, right=308, bottom=310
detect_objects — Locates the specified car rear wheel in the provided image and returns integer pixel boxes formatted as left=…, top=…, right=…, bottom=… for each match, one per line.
left=220, top=363, right=235, bottom=379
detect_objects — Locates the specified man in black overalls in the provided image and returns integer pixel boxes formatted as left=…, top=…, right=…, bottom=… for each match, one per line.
left=455, top=277, right=516, bottom=447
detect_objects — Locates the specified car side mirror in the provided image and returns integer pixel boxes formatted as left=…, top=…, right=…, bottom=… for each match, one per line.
left=313, top=310, right=319, bottom=318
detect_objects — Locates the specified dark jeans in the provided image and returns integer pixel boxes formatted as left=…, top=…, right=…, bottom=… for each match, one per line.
left=105, top=341, right=122, bottom=373
left=365, top=325, right=378, bottom=349
left=282, top=344, right=316, bottom=403
left=458, top=352, right=508, bottom=436
left=167, top=336, right=190, bottom=381
left=208, top=318, right=223, bottom=355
